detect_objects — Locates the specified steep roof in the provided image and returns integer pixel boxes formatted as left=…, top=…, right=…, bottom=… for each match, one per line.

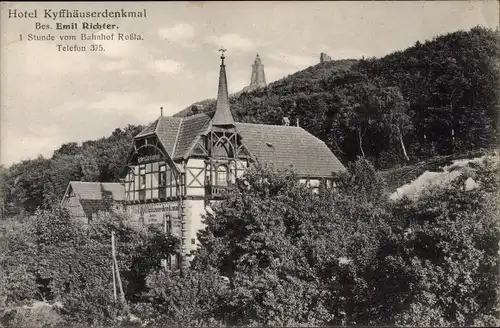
left=62, top=182, right=125, bottom=219
left=68, top=182, right=125, bottom=201
left=173, top=114, right=211, bottom=159
left=155, top=116, right=183, bottom=156
left=135, top=114, right=210, bottom=160
left=135, top=115, right=345, bottom=177
left=235, top=123, right=346, bottom=177
left=135, top=120, right=158, bottom=137
left=133, top=53, right=344, bottom=176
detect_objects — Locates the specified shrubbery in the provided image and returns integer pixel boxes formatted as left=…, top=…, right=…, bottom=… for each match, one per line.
left=1, top=157, right=498, bottom=327
left=0, top=210, right=179, bottom=327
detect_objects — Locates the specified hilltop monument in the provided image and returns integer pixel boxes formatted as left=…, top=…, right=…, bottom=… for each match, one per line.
left=320, top=52, right=332, bottom=63
left=250, top=53, right=267, bottom=88
left=240, top=53, right=267, bottom=93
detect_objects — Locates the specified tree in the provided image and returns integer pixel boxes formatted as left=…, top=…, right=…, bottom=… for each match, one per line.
left=376, top=86, right=412, bottom=161
left=192, top=163, right=391, bottom=326
left=385, top=159, right=500, bottom=326
left=0, top=208, right=180, bottom=326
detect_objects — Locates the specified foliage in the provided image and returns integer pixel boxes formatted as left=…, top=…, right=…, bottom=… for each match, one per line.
left=1, top=155, right=498, bottom=326
left=0, top=26, right=499, bottom=327
left=0, top=209, right=179, bottom=326
left=0, top=302, right=63, bottom=328
left=387, top=160, right=500, bottom=326
left=181, top=27, right=499, bottom=170
left=140, top=268, right=227, bottom=326
left=191, top=158, right=500, bottom=326
left=1, top=125, right=143, bottom=215
left=192, top=163, right=391, bottom=326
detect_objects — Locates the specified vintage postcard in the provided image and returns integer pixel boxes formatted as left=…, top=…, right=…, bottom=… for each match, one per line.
left=0, top=1, right=499, bottom=327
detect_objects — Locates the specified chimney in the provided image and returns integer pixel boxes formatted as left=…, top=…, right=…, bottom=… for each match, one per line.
left=282, top=117, right=290, bottom=126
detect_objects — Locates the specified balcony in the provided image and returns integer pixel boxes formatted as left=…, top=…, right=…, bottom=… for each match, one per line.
left=206, top=185, right=229, bottom=198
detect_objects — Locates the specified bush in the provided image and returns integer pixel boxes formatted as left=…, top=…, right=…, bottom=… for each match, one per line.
left=0, top=209, right=180, bottom=326
left=0, top=302, right=63, bottom=328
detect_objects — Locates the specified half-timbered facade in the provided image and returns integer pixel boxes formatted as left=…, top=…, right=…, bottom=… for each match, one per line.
left=62, top=51, right=346, bottom=272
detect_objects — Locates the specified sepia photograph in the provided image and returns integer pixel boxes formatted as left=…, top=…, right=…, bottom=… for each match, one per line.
left=0, top=1, right=499, bottom=326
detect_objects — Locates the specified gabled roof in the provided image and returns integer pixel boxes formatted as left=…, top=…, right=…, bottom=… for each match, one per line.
left=62, top=182, right=125, bottom=220
left=135, top=120, right=159, bottom=138
left=235, top=123, right=346, bottom=177
left=135, top=113, right=345, bottom=177
left=135, top=114, right=210, bottom=161
left=132, top=53, right=344, bottom=177
left=173, top=114, right=211, bottom=159
left=155, top=116, right=183, bottom=156
left=67, top=181, right=125, bottom=201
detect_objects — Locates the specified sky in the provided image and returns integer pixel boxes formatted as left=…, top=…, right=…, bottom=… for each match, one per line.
left=1, top=1, right=498, bottom=167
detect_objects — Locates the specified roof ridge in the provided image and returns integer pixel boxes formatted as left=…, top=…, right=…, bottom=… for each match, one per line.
left=236, top=122, right=302, bottom=128
left=183, top=113, right=210, bottom=121
left=154, top=116, right=162, bottom=134
left=136, top=119, right=157, bottom=136
left=171, top=119, right=183, bottom=156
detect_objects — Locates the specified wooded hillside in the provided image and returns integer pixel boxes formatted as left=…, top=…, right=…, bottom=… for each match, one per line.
left=0, top=27, right=498, bottom=216
left=180, top=26, right=499, bottom=169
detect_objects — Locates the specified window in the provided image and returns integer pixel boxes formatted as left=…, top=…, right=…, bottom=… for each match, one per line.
left=166, top=169, right=172, bottom=185
left=216, top=165, right=227, bottom=186
left=164, top=215, right=171, bottom=234
left=191, top=238, right=196, bottom=245
left=205, top=164, right=212, bottom=184
left=139, top=167, right=146, bottom=189
left=172, top=254, right=180, bottom=270
left=158, top=164, right=166, bottom=186
left=139, top=189, right=146, bottom=201
left=228, top=162, right=236, bottom=184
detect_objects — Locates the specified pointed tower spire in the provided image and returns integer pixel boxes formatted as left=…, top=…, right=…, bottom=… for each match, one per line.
left=212, top=48, right=235, bottom=127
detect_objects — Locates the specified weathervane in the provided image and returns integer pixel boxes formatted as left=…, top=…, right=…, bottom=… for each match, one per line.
left=219, top=47, right=226, bottom=65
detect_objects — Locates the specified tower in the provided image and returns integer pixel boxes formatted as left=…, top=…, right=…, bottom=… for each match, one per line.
left=320, top=52, right=332, bottom=63
left=211, top=49, right=235, bottom=127
left=249, top=53, right=267, bottom=88
left=206, top=49, right=250, bottom=196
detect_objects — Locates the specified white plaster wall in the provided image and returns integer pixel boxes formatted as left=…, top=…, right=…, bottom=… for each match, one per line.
left=187, top=187, right=205, bottom=196
left=187, top=158, right=205, bottom=167
left=184, top=199, right=207, bottom=257
left=186, top=159, right=206, bottom=196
